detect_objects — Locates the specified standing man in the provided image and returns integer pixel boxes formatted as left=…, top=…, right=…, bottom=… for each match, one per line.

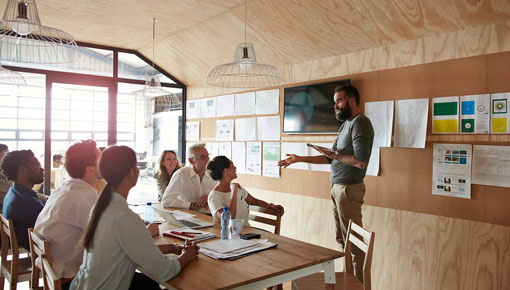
left=278, top=85, right=374, bottom=282
left=161, top=144, right=217, bottom=212
left=1, top=150, right=45, bottom=250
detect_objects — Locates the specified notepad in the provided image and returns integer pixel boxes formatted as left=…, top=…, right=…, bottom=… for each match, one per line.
left=200, top=238, right=259, bottom=254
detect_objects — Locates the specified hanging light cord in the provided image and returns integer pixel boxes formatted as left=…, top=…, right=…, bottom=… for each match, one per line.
left=244, top=0, right=247, bottom=43
left=152, top=18, right=156, bottom=68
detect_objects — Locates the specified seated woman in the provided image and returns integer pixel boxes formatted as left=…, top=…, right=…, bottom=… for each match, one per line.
left=71, top=146, right=198, bottom=290
left=155, top=150, right=181, bottom=201
left=207, top=156, right=284, bottom=225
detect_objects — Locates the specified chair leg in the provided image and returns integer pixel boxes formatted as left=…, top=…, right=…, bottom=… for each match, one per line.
left=0, top=275, right=4, bottom=290
left=10, top=277, right=17, bottom=290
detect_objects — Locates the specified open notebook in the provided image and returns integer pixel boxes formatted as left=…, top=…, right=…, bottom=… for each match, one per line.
left=153, top=207, right=213, bottom=229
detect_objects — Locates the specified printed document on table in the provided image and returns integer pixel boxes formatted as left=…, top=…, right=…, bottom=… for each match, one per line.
left=246, top=142, right=262, bottom=175
left=472, top=145, right=510, bottom=188
left=200, top=97, right=216, bottom=118
left=308, top=142, right=332, bottom=172
left=257, top=116, right=280, bottom=141
left=460, top=94, right=490, bottom=134
left=256, top=89, right=279, bottom=115
left=186, top=100, right=200, bottom=119
left=281, top=143, right=309, bottom=170
left=206, top=143, right=218, bottom=159
left=185, top=122, right=200, bottom=141
left=216, top=94, right=235, bottom=117
left=235, top=92, right=256, bottom=116
left=490, top=93, right=510, bottom=134
left=232, top=142, right=246, bottom=174
left=218, top=142, right=232, bottom=160
left=432, top=96, right=459, bottom=134
left=394, top=98, right=429, bottom=148
left=216, top=119, right=234, bottom=141
left=263, top=142, right=281, bottom=178
left=432, top=143, right=472, bottom=199
left=365, top=101, right=394, bottom=176
left=235, top=118, right=257, bottom=141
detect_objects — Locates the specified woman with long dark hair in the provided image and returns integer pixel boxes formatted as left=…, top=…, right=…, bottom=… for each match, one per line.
left=155, top=150, right=181, bottom=201
left=71, top=146, right=198, bottom=290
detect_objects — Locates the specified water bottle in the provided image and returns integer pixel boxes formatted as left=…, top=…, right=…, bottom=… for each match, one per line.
left=144, top=202, right=154, bottom=224
left=221, top=207, right=231, bottom=240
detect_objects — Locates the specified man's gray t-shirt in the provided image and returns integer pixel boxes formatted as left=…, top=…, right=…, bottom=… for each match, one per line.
left=330, top=114, right=374, bottom=185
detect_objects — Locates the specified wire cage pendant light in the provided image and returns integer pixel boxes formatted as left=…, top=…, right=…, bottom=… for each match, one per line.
left=0, top=0, right=83, bottom=64
left=0, top=63, right=26, bottom=85
left=205, top=0, right=283, bottom=88
left=134, top=18, right=182, bottom=111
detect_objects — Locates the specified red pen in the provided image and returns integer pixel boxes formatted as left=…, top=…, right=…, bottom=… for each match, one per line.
left=169, top=231, right=195, bottom=238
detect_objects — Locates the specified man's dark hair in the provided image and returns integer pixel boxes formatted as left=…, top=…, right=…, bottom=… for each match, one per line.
left=65, top=139, right=98, bottom=178
left=335, top=85, right=361, bottom=106
left=0, top=150, right=35, bottom=181
left=0, top=143, right=7, bottom=152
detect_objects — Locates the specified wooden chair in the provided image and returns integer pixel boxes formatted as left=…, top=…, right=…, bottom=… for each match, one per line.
left=40, top=255, right=61, bottom=290
left=28, top=228, right=51, bottom=290
left=248, top=205, right=283, bottom=290
left=292, top=220, right=375, bottom=290
left=0, top=214, right=32, bottom=290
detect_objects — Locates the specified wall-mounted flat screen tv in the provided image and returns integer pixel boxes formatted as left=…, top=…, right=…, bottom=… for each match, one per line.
left=283, top=79, right=350, bottom=134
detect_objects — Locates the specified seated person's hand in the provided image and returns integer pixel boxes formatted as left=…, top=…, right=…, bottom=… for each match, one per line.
left=169, top=243, right=185, bottom=255
left=146, top=223, right=160, bottom=236
left=178, top=240, right=199, bottom=266
left=195, top=195, right=208, bottom=208
left=269, top=203, right=285, bottom=216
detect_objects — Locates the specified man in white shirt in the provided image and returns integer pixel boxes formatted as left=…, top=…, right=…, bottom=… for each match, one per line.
left=161, top=143, right=217, bottom=211
left=34, top=140, right=100, bottom=289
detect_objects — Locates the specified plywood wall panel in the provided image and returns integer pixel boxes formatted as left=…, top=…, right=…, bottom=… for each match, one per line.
left=483, top=186, right=510, bottom=225
left=486, top=52, right=510, bottom=93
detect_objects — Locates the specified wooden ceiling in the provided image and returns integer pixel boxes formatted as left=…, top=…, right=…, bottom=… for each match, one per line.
left=2, top=0, right=510, bottom=86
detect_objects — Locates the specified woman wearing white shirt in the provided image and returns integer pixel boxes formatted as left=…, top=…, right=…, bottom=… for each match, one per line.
left=207, top=156, right=284, bottom=225
left=71, top=146, right=198, bottom=290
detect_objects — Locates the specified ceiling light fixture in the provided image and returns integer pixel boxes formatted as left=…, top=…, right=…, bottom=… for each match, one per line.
left=0, top=0, right=82, bottom=64
left=205, top=0, right=283, bottom=88
left=0, top=63, right=26, bottom=85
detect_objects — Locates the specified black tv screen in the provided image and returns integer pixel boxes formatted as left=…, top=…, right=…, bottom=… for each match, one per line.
left=283, top=79, right=350, bottom=134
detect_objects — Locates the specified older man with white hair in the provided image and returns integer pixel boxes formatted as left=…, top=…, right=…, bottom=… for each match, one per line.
left=161, top=144, right=216, bottom=211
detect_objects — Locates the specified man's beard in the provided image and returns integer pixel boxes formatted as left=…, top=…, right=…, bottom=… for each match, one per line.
left=30, top=174, right=44, bottom=185
left=335, top=103, right=352, bottom=121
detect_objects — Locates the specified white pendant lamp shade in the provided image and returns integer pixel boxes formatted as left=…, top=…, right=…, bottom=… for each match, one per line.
left=0, top=0, right=82, bottom=64
left=0, top=63, right=26, bottom=85
left=206, top=42, right=283, bottom=88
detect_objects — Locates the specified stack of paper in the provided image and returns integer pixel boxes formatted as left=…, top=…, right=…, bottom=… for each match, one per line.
left=163, top=228, right=216, bottom=242
left=199, top=239, right=277, bottom=260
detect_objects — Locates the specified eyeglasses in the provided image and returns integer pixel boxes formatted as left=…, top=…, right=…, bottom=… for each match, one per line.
left=193, top=154, right=209, bottom=160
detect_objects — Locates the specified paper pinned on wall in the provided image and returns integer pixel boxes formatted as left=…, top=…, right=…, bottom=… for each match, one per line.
left=281, top=143, right=309, bottom=170
left=309, top=142, right=332, bottom=172
left=186, top=100, right=201, bottom=119
left=185, top=121, right=200, bottom=141
left=232, top=142, right=246, bottom=174
left=365, top=100, right=394, bottom=176
left=460, top=94, right=490, bottom=134
left=235, top=92, right=256, bottom=116
left=216, top=94, right=235, bottom=117
left=432, top=143, right=472, bottom=199
left=490, top=93, right=510, bottom=134
left=235, top=118, right=257, bottom=141
left=206, top=143, right=219, bottom=159
left=216, top=119, right=234, bottom=141
left=257, top=116, right=280, bottom=141
left=256, top=89, right=279, bottom=115
left=394, top=98, right=429, bottom=148
left=200, top=97, right=216, bottom=118
left=246, top=142, right=262, bottom=175
left=472, top=145, right=510, bottom=188
left=432, top=96, right=459, bottom=134
left=262, top=142, right=281, bottom=178
left=218, top=142, right=232, bottom=160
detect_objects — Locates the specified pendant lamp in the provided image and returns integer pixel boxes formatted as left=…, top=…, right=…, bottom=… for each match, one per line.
left=205, top=0, right=283, bottom=88
left=0, top=63, right=26, bottom=85
left=0, top=0, right=82, bottom=64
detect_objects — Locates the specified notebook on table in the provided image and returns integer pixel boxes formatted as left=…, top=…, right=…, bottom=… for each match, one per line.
left=153, top=207, right=213, bottom=229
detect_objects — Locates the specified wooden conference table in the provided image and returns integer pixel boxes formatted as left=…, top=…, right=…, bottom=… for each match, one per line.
left=149, top=208, right=344, bottom=290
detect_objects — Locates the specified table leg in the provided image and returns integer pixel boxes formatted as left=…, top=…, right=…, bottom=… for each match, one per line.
left=322, top=260, right=336, bottom=287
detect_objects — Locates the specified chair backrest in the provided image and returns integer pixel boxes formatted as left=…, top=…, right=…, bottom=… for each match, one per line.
left=28, top=228, right=51, bottom=289
left=41, top=254, right=62, bottom=290
left=1, top=214, right=20, bottom=267
left=248, top=205, right=282, bottom=235
left=344, top=220, right=375, bottom=290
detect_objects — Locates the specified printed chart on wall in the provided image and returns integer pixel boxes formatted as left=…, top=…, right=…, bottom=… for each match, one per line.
left=246, top=142, right=262, bottom=175
left=472, top=145, right=510, bottom=188
left=459, top=94, right=490, bottom=134
left=432, top=143, right=472, bottom=199
left=185, top=122, right=199, bottom=141
left=200, top=97, right=216, bottom=118
left=186, top=100, right=200, bottom=119
left=394, top=98, right=429, bottom=148
left=262, top=142, right=280, bottom=178
left=216, top=119, right=234, bottom=141
left=365, top=100, right=394, bottom=176
left=432, top=96, right=459, bottom=134
left=491, top=93, right=510, bottom=134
